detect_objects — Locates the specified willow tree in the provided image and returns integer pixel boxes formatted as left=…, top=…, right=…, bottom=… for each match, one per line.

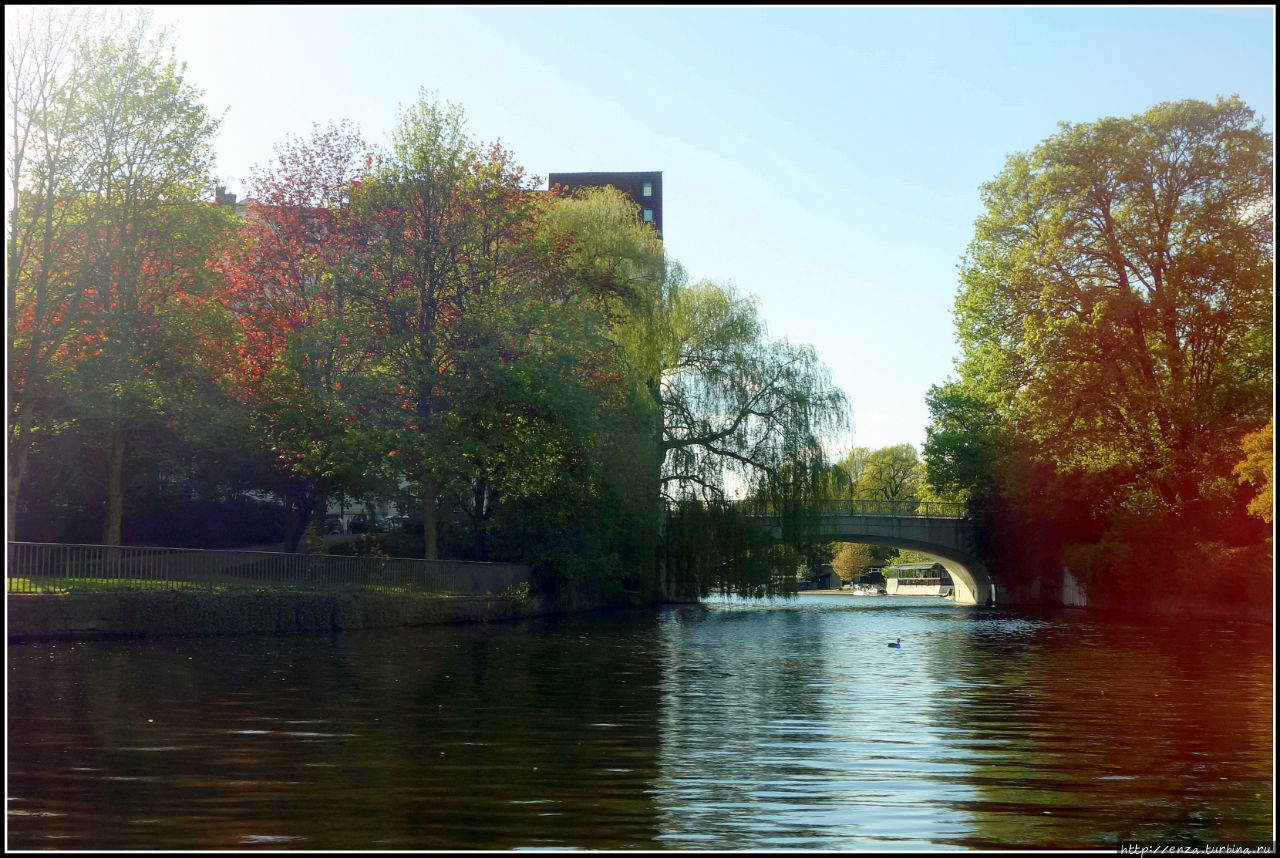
left=655, top=282, right=847, bottom=503
left=652, top=281, right=849, bottom=598
left=529, top=186, right=850, bottom=599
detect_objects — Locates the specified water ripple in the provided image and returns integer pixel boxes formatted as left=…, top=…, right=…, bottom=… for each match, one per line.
left=6, top=596, right=1271, bottom=850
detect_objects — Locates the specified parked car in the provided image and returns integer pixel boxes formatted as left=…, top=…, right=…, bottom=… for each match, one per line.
left=347, top=514, right=386, bottom=534
left=323, top=515, right=345, bottom=534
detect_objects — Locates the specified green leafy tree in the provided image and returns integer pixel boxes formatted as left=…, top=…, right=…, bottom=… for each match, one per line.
left=338, top=92, right=524, bottom=559
left=8, top=10, right=231, bottom=544
left=831, top=541, right=874, bottom=579
left=857, top=443, right=922, bottom=502
left=928, top=96, right=1273, bottom=603
left=922, top=379, right=1003, bottom=505
left=836, top=443, right=930, bottom=503
left=7, top=6, right=96, bottom=539
left=343, top=91, right=636, bottom=562
left=952, top=96, right=1272, bottom=515
left=833, top=447, right=869, bottom=498
left=71, top=19, right=225, bottom=545
left=511, top=184, right=668, bottom=594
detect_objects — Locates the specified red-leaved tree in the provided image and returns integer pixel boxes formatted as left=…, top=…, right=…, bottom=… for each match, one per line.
left=215, top=122, right=374, bottom=551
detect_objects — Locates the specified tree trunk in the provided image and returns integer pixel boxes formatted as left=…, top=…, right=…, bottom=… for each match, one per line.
left=306, top=486, right=329, bottom=553
left=7, top=407, right=33, bottom=542
left=287, top=489, right=319, bottom=554
left=281, top=484, right=317, bottom=554
left=422, top=477, right=439, bottom=560
left=472, top=479, right=489, bottom=561
left=647, top=377, right=672, bottom=602
left=281, top=493, right=300, bottom=553
left=103, top=426, right=125, bottom=545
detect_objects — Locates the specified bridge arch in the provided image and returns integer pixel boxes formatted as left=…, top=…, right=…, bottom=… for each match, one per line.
left=761, top=501, right=993, bottom=606
left=824, top=530, right=990, bottom=606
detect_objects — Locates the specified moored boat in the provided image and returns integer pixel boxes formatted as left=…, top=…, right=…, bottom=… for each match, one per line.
left=885, top=562, right=954, bottom=597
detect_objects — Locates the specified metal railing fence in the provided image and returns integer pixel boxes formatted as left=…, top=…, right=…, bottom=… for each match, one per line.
left=819, top=499, right=968, bottom=519
left=6, top=542, right=530, bottom=595
left=729, top=498, right=969, bottom=519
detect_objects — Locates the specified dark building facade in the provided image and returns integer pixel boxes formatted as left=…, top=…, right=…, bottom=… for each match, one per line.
left=547, top=171, right=663, bottom=238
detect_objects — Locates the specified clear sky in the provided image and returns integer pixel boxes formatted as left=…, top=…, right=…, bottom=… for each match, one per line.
left=71, top=6, right=1280, bottom=454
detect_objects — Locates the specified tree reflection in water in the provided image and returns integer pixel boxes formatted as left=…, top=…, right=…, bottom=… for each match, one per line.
left=7, top=598, right=1272, bottom=849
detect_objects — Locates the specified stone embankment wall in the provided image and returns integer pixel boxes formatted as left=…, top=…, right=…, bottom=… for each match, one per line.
left=995, top=564, right=1271, bottom=626
left=7, top=589, right=571, bottom=641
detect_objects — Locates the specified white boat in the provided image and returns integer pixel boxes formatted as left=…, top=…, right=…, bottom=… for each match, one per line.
left=885, top=562, right=954, bottom=597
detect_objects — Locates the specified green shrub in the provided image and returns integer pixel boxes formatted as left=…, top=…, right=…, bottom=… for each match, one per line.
left=500, top=581, right=531, bottom=606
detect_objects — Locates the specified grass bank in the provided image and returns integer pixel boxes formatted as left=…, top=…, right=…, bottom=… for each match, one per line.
left=6, top=588, right=565, bottom=642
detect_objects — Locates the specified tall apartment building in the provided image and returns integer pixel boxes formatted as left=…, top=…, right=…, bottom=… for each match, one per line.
left=547, top=171, right=663, bottom=238
left=213, top=185, right=249, bottom=218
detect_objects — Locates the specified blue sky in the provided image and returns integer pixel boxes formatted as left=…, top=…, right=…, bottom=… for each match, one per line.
left=128, top=6, right=1276, bottom=453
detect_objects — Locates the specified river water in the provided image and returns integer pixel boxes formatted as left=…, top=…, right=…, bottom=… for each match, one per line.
left=7, top=595, right=1273, bottom=850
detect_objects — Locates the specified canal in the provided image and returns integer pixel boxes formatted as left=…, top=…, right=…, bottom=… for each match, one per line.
left=7, top=595, right=1273, bottom=849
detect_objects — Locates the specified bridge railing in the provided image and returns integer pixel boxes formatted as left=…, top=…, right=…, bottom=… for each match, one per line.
left=6, top=542, right=531, bottom=596
left=734, top=499, right=969, bottom=520
left=820, top=499, right=968, bottom=519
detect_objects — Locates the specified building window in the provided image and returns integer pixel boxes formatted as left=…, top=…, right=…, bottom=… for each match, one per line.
left=642, top=181, right=653, bottom=197
left=642, top=208, right=654, bottom=222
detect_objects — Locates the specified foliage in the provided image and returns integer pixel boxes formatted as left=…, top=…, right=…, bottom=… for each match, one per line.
left=858, top=444, right=921, bottom=501
left=830, top=541, right=900, bottom=578
left=655, top=280, right=849, bottom=506
left=835, top=443, right=927, bottom=501
left=664, top=499, right=795, bottom=600
left=478, top=186, right=666, bottom=597
left=7, top=9, right=239, bottom=545
left=884, top=548, right=933, bottom=567
left=1234, top=417, right=1273, bottom=526
left=337, top=91, right=570, bottom=559
left=500, top=581, right=531, bottom=606
left=215, top=121, right=374, bottom=552
left=349, top=533, right=390, bottom=562
left=9, top=43, right=851, bottom=605
left=926, top=97, right=1274, bottom=601
left=650, top=274, right=851, bottom=594
left=955, top=96, right=1271, bottom=506
left=6, top=6, right=91, bottom=540
left=921, top=380, right=1003, bottom=505
left=828, top=444, right=936, bottom=579
left=831, top=541, right=874, bottom=579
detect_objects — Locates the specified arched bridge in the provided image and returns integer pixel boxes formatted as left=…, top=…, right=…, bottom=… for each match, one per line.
left=759, top=500, right=992, bottom=606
